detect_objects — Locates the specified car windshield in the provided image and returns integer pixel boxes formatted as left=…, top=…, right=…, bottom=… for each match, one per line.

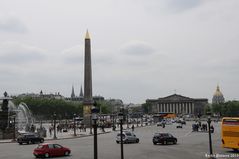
left=54, top=144, right=62, bottom=148
left=117, top=134, right=125, bottom=137
left=37, top=145, right=44, bottom=149
left=125, top=132, right=132, bottom=136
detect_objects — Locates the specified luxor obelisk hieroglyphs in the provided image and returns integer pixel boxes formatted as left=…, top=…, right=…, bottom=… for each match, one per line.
left=83, top=30, right=93, bottom=126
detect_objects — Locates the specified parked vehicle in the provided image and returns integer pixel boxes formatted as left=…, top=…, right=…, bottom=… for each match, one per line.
left=17, top=133, right=44, bottom=145
left=176, top=123, right=183, bottom=128
left=156, top=122, right=163, bottom=127
left=116, top=131, right=139, bottom=144
left=152, top=133, right=177, bottom=145
left=33, top=143, right=71, bottom=158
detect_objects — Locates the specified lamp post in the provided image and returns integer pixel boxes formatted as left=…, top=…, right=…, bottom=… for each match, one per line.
left=12, top=115, right=16, bottom=142
left=73, top=113, right=77, bottom=137
left=126, top=105, right=129, bottom=129
left=90, top=115, right=93, bottom=134
left=136, top=114, right=139, bottom=127
left=141, top=115, right=143, bottom=127
left=53, top=113, right=57, bottom=139
left=118, top=108, right=124, bottom=159
left=206, top=112, right=215, bottom=159
left=112, top=113, right=116, bottom=131
left=207, top=115, right=213, bottom=156
left=92, top=106, right=99, bottom=159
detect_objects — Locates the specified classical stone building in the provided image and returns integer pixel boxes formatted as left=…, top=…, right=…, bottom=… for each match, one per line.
left=212, top=85, right=225, bottom=104
left=146, top=94, right=208, bottom=116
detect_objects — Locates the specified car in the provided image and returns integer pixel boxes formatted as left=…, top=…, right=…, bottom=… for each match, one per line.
left=17, top=133, right=44, bottom=145
left=33, top=143, right=71, bottom=158
left=176, top=123, right=183, bottom=128
left=116, top=131, right=139, bottom=144
left=156, top=122, right=163, bottom=127
left=152, top=133, right=177, bottom=145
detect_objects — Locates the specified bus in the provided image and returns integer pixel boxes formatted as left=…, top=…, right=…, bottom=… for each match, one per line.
left=221, top=117, right=239, bottom=151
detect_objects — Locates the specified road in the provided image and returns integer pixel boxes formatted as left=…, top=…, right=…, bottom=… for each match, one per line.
left=0, top=121, right=237, bottom=159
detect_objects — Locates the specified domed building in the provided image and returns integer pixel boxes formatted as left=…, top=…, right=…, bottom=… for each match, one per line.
left=212, top=85, right=225, bottom=104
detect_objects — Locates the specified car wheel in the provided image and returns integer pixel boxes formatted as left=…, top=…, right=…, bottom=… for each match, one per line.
left=136, top=139, right=139, bottom=143
left=173, top=140, right=177, bottom=144
left=233, top=149, right=238, bottom=152
left=124, top=140, right=128, bottom=144
left=116, top=141, right=119, bottom=144
left=64, top=151, right=70, bottom=156
left=153, top=142, right=157, bottom=145
left=40, top=139, right=44, bottom=143
left=19, top=142, right=22, bottom=145
left=45, top=153, right=49, bottom=158
left=31, top=141, right=35, bottom=144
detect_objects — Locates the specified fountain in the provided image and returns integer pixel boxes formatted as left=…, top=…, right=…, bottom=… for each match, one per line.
left=0, top=92, right=34, bottom=139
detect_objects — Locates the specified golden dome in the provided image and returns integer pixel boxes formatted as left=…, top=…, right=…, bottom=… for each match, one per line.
left=213, top=85, right=223, bottom=97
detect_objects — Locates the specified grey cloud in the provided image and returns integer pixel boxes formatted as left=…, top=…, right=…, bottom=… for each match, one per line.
left=0, top=17, right=28, bottom=33
left=120, top=41, right=155, bottom=56
left=62, top=45, right=114, bottom=66
left=0, top=42, right=46, bottom=64
left=166, top=0, right=201, bottom=12
left=61, top=45, right=83, bottom=64
left=137, top=0, right=202, bottom=14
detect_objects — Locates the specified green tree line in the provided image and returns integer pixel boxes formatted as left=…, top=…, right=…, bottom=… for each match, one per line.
left=13, top=97, right=83, bottom=120
left=12, top=97, right=116, bottom=120
left=211, top=101, right=239, bottom=117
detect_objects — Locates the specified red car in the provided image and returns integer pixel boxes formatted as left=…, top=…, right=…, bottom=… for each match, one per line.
left=33, top=143, right=71, bottom=158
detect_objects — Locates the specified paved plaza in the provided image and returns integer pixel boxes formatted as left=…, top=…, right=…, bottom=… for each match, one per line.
left=0, top=121, right=237, bottom=159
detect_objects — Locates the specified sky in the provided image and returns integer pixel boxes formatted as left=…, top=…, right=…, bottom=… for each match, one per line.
left=0, top=0, right=239, bottom=104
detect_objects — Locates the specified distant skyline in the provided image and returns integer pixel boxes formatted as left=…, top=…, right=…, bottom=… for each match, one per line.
left=1, top=0, right=239, bottom=103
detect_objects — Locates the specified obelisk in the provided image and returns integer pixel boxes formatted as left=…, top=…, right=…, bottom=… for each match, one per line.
left=83, top=30, right=93, bottom=126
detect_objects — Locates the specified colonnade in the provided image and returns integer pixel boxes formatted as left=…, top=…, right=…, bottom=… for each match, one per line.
left=157, top=102, right=194, bottom=114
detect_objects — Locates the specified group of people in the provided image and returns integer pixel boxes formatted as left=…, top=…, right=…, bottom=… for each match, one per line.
left=192, top=121, right=214, bottom=133
left=48, top=123, right=88, bottom=136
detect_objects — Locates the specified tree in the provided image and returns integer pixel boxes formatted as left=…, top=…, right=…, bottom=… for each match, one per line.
left=142, top=102, right=152, bottom=114
left=204, top=104, right=211, bottom=115
left=211, top=101, right=239, bottom=117
left=13, top=97, right=83, bottom=120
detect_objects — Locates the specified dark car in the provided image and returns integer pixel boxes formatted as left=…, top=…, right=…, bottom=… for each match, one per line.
left=33, top=143, right=71, bottom=158
left=17, top=133, right=44, bottom=145
left=152, top=133, right=177, bottom=145
left=176, top=123, right=183, bottom=128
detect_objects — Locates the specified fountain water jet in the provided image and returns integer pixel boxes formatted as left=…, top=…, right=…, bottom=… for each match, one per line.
left=0, top=92, right=34, bottom=139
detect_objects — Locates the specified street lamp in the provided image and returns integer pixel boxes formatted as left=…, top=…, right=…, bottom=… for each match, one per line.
left=53, top=113, right=57, bottom=139
left=136, top=114, right=139, bottom=127
left=92, top=106, right=99, bottom=159
left=73, top=113, right=77, bottom=137
left=141, top=115, right=143, bottom=127
left=126, top=106, right=129, bottom=129
left=112, top=113, right=116, bottom=131
left=207, top=112, right=214, bottom=158
left=118, top=107, right=124, bottom=159
left=12, top=114, right=16, bottom=142
left=90, top=115, right=93, bottom=135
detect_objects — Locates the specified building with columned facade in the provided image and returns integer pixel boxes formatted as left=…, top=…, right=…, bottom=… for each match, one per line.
left=146, top=94, right=208, bottom=116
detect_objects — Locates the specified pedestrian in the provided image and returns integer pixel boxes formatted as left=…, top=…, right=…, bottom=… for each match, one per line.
left=49, top=127, right=52, bottom=136
left=83, top=124, right=86, bottom=132
left=132, top=125, right=134, bottom=131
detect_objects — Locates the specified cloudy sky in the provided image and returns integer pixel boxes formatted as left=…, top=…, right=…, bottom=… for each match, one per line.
left=0, top=0, right=239, bottom=104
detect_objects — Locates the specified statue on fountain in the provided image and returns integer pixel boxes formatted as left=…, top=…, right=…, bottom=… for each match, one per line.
left=0, top=92, right=16, bottom=139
